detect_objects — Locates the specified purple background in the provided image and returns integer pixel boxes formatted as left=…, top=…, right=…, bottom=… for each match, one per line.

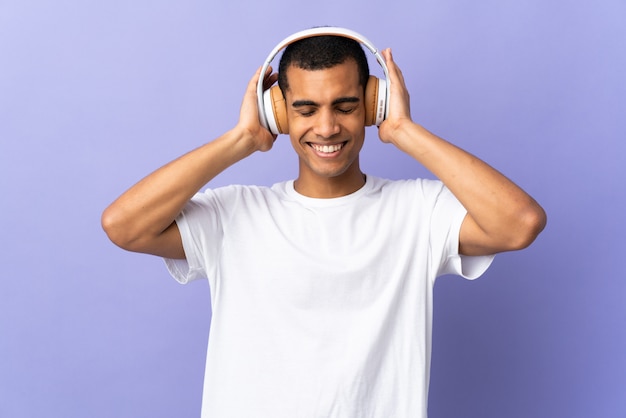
left=1, top=0, right=624, bottom=417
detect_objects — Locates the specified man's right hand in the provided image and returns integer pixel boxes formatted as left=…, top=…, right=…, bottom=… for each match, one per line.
left=235, top=65, right=279, bottom=153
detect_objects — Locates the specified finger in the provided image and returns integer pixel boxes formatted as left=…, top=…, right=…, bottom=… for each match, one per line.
left=262, top=66, right=278, bottom=90
left=248, top=65, right=264, bottom=93
left=383, top=48, right=406, bottom=85
left=263, top=73, right=278, bottom=91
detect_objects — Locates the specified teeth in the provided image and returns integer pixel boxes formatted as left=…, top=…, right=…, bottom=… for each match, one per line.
left=311, top=143, right=343, bottom=153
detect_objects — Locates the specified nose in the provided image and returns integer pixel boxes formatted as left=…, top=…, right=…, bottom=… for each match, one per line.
left=313, top=108, right=340, bottom=139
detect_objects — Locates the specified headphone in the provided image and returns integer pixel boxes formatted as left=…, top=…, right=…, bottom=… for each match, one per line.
left=257, top=27, right=390, bottom=135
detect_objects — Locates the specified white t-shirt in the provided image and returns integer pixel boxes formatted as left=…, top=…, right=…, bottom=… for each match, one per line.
left=165, top=176, right=493, bottom=418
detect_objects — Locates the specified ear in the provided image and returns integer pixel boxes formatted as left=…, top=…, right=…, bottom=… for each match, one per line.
left=265, top=85, right=289, bottom=134
left=364, top=75, right=387, bottom=126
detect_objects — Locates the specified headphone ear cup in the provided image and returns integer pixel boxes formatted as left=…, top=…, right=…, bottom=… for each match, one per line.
left=364, top=75, right=387, bottom=126
left=262, top=85, right=289, bottom=135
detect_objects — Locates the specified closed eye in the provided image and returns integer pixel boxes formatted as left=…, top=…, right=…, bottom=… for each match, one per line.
left=291, top=100, right=318, bottom=117
left=291, top=97, right=360, bottom=117
left=336, top=106, right=356, bottom=114
left=333, top=97, right=360, bottom=115
left=298, top=108, right=316, bottom=117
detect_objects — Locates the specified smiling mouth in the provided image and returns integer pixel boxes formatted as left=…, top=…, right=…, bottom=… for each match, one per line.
left=308, top=142, right=347, bottom=154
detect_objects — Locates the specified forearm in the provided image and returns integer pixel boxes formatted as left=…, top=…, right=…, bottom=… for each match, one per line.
left=101, top=127, right=256, bottom=251
left=390, top=120, right=546, bottom=252
left=390, top=121, right=508, bottom=197
left=378, top=48, right=545, bottom=254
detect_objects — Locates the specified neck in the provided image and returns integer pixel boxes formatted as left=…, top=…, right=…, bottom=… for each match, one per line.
left=294, top=170, right=366, bottom=198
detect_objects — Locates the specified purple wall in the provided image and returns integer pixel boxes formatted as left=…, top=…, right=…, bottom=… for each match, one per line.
left=1, top=0, right=624, bottom=417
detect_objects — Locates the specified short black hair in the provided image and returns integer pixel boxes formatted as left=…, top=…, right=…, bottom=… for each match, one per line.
left=277, top=35, right=370, bottom=96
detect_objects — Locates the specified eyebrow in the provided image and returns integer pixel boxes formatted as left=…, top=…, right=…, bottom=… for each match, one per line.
left=291, top=96, right=360, bottom=108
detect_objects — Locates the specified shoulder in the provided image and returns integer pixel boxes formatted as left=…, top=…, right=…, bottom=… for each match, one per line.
left=366, top=176, right=446, bottom=199
left=180, top=183, right=290, bottom=228
left=195, top=182, right=285, bottom=203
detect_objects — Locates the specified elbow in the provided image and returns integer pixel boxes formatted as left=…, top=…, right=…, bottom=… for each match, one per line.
left=101, top=205, right=137, bottom=251
left=510, top=203, right=547, bottom=251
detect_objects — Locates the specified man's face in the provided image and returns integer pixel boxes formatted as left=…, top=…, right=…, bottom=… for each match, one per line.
left=283, top=59, right=366, bottom=193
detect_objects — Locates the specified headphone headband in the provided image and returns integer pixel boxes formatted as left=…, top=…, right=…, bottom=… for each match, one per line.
left=257, top=27, right=390, bottom=132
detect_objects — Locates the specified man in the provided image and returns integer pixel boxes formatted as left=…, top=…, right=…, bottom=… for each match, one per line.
left=102, top=30, right=546, bottom=417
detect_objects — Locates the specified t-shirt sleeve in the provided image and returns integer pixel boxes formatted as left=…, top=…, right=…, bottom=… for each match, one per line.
left=427, top=181, right=495, bottom=280
left=164, top=190, right=225, bottom=284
